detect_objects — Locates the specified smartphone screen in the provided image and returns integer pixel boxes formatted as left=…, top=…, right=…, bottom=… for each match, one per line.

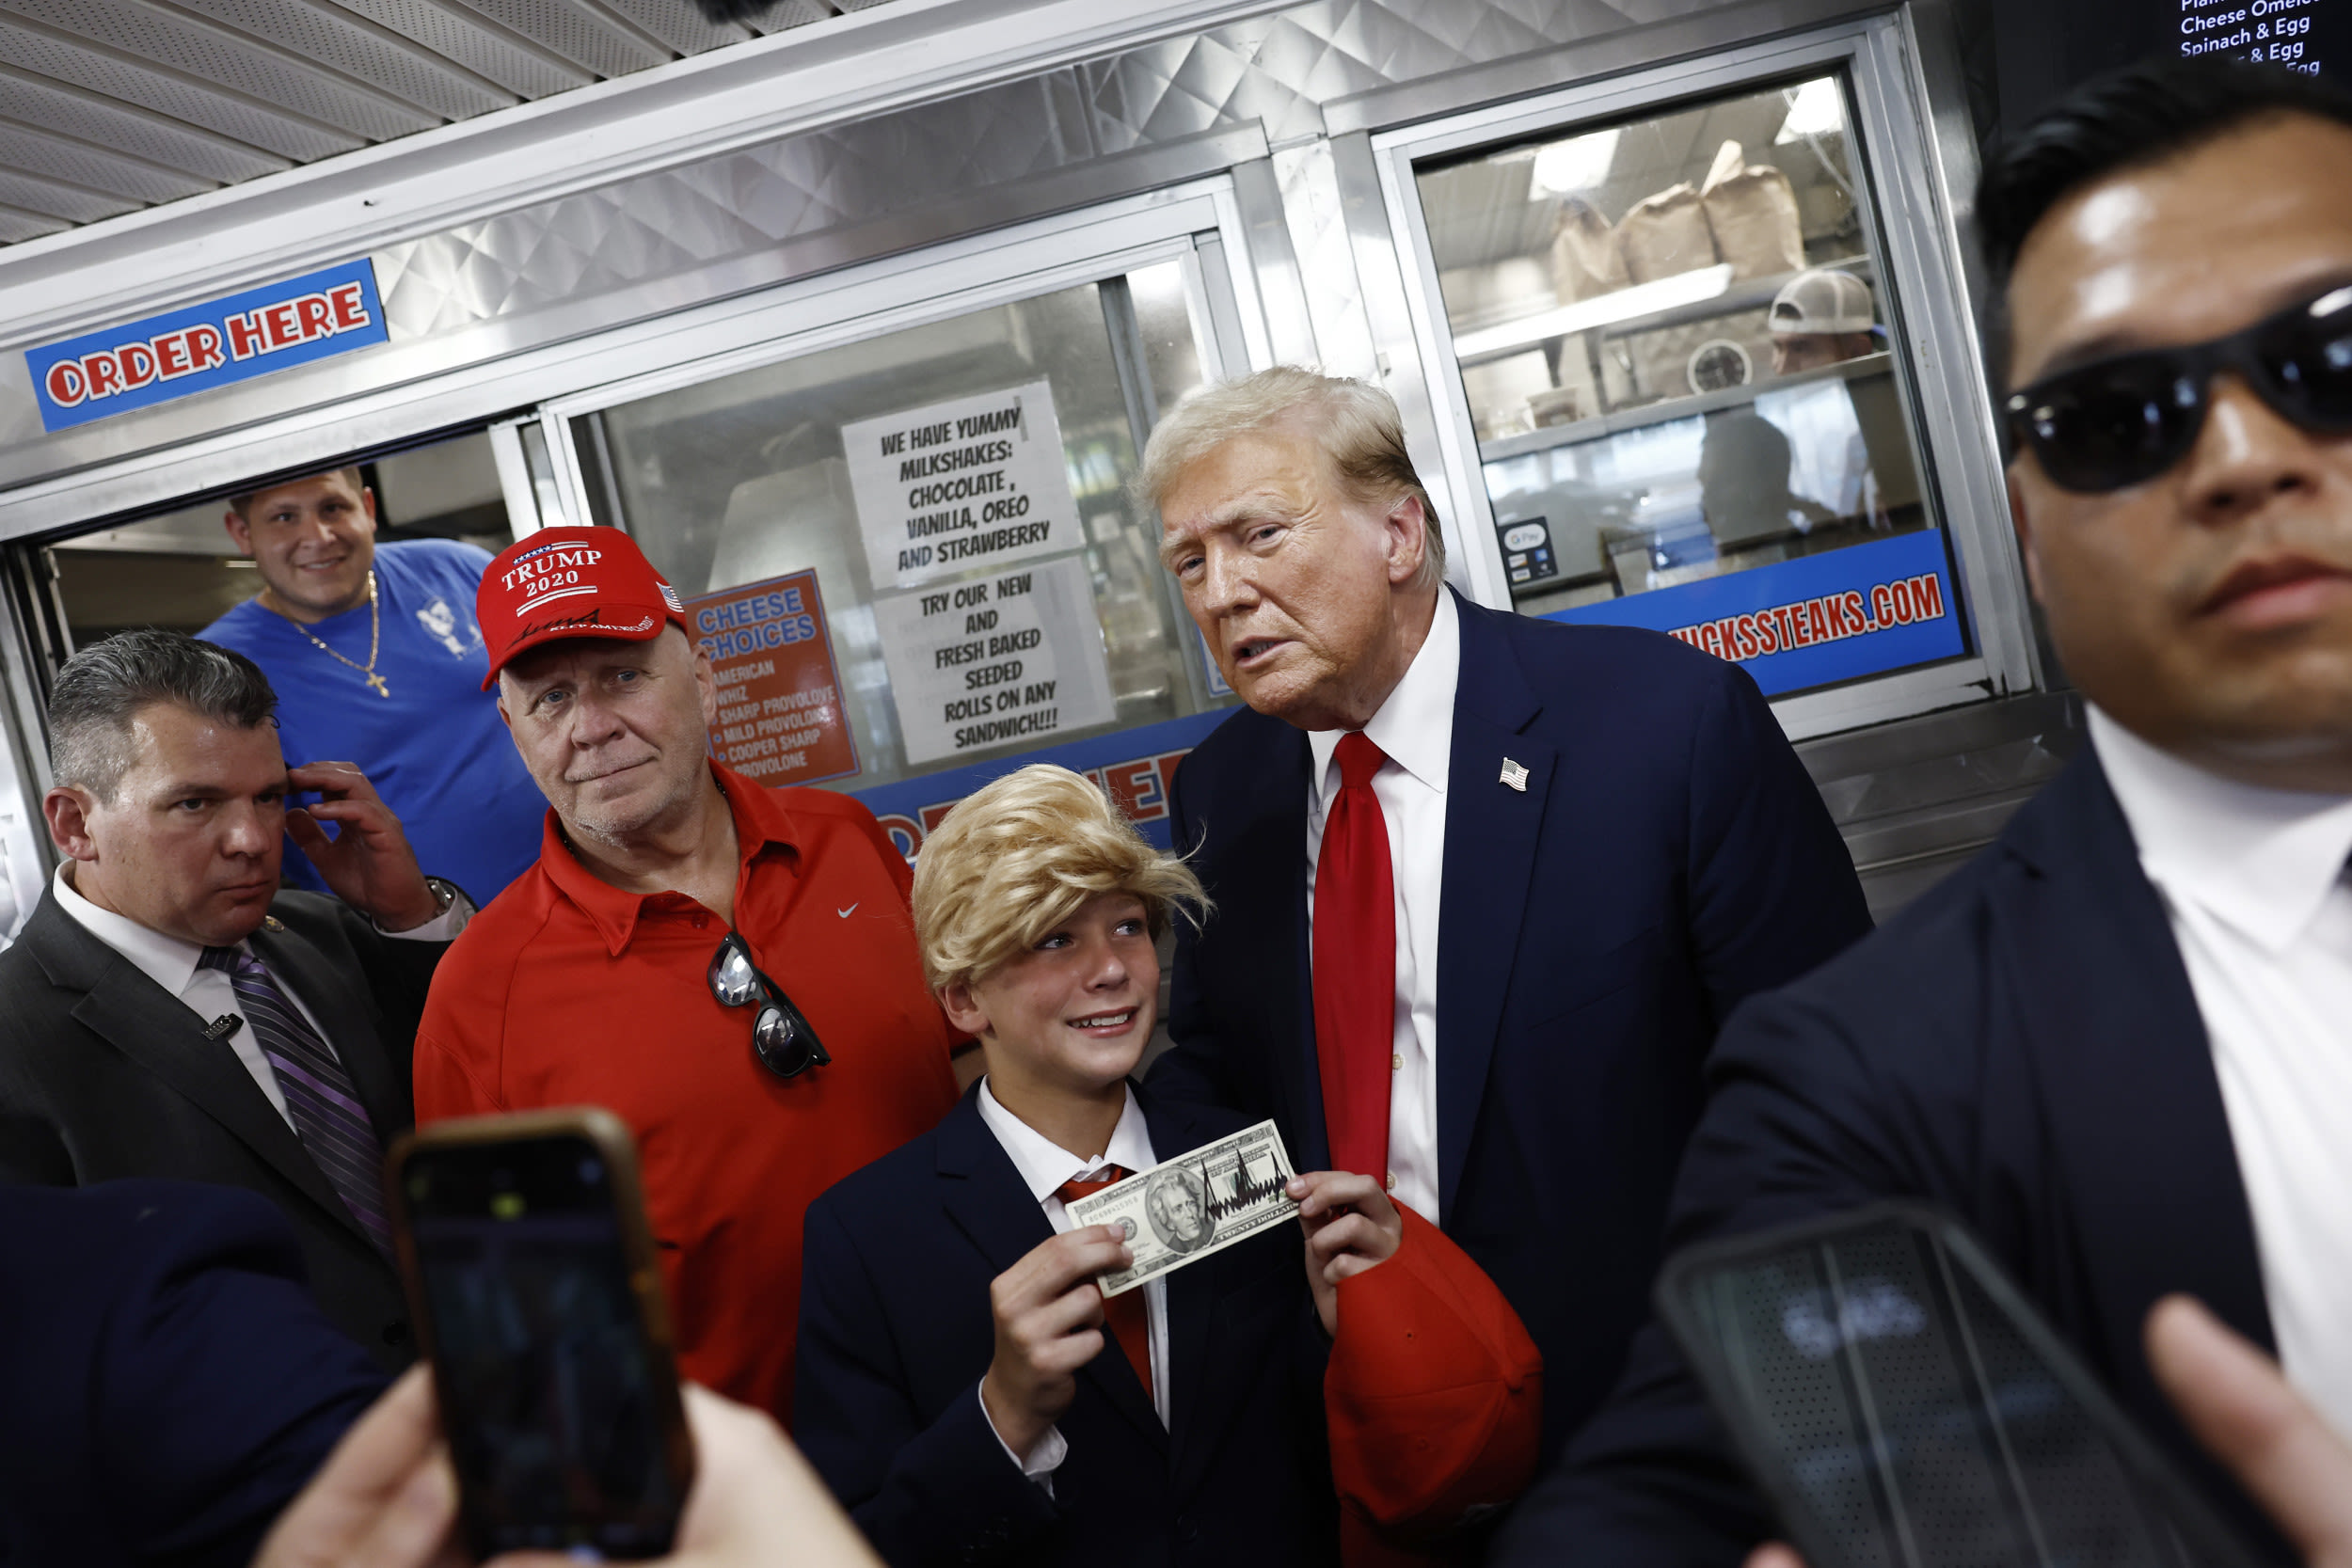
left=399, top=1128, right=689, bottom=1560
left=1658, top=1206, right=2258, bottom=1568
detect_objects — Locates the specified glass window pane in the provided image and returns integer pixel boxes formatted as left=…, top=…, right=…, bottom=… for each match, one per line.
left=1414, top=73, right=1969, bottom=696
left=590, top=271, right=1228, bottom=796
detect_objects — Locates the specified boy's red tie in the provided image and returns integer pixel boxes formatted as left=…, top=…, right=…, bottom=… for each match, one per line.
left=1057, top=1166, right=1152, bottom=1401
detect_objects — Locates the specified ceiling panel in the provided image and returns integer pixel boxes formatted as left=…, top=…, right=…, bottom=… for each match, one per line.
left=0, top=0, right=876, bottom=250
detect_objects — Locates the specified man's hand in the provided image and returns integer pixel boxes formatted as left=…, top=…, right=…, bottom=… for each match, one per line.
left=284, top=761, right=439, bottom=931
left=979, top=1226, right=1134, bottom=1461
left=251, top=1367, right=464, bottom=1568
left=2148, top=1294, right=2352, bottom=1568
left=1291, top=1170, right=1404, bottom=1337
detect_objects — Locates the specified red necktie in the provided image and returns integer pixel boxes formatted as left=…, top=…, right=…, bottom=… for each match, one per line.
left=1057, top=1167, right=1153, bottom=1401
left=1312, top=731, right=1394, bottom=1182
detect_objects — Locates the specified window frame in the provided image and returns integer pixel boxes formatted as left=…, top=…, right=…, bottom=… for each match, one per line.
left=1367, top=16, right=2036, bottom=740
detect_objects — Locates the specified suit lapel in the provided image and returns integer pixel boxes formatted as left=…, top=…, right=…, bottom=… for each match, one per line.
left=1435, top=600, right=1552, bottom=1218
left=1999, top=753, right=2274, bottom=1359
left=249, top=916, right=408, bottom=1140
left=1213, top=720, right=1327, bottom=1169
left=936, top=1091, right=1167, bottom=1452
left=23, top=898, right=363, bottom=1241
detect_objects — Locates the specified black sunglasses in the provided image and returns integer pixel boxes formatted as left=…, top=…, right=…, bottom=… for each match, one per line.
left=2004, top=283, right=2352, bottom=494
left=707, top=932, right=830, bottom=1080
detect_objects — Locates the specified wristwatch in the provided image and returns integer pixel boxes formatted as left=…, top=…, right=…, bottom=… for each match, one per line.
left=422, top=875, right=462, bottom=915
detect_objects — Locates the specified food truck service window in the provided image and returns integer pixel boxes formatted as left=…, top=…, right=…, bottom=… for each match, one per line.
left=540, top=198, right=1261, bottom=858
left=1373, top=24, right=2036, bottom=738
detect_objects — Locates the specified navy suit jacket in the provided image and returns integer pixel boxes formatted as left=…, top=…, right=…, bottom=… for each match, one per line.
left=1151, top=593, right=1871, bottom=1462
left=1490, top=746, right=2294, bottom=1565
left=0, top=1179, right=386, bottom=1567
left=794, top=1085, right=1337, bottom=1568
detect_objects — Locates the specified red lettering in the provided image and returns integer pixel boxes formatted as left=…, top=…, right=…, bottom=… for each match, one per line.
left=1916, top=573, right=1946, bottom=619
left=185, top=324, right=225, bottom=371
left=1731, top=615, right=1758, bottom=660
left=1773, top=607, right=1797, bottom=647
left=1842, top=592, right=1867, bottom=634
left=1890, top=581, right=1916, bottom=625
left=153, top=331, right=191, bottom=379
left=1700, top=624, right=1726, bottom=659
left=1154, top=750, right=1192, bottom=799
left=42, top=360, right=86, bottom=406
left=1869, top=585, right=1891, bottom=627
left=1102, top=758, right=1162, bottom=824
left=225, top=311, right=268, bottom=359
left=918, top=800, right=959, bottom=834
left=262, top=302, right=301, bottom=348
left=873, top=813, right=922, bottom=867
left=1787, top=605, right=1812, bottom=648
left=328, top=282, right=369, bottom=331
left=1753, top=611, right=1778, bottom=656
left=1806, top=601, right=1832, bottom=643
left=294, top=293, right=334, bottom=341
left=84, top=352, right=123, bottom=398
left=1821, top=594, right=1850, bottom=640
left=116, top=341, right=157, bottom=390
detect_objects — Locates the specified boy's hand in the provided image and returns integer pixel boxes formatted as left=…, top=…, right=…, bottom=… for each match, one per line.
left=1291, top=1171, right=1404, bottom=1337
left=980, top=1226, right=1134, bottom=1461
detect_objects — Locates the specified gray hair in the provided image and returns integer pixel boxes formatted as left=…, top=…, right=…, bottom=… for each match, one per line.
left=1136, top=367, right=1447, bottom=593
left=50, top=631, right=278, bottom=802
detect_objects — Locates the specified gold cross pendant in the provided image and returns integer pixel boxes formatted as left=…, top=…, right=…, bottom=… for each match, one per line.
left=365, top=673, right=389, bottom=697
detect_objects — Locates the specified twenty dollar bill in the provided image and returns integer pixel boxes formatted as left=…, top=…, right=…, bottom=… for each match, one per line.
left=1063, top=1119, right=1298, bottom=1297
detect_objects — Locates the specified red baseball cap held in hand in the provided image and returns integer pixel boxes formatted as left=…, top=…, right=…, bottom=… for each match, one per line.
left=476, top=526, right=688, bottom=689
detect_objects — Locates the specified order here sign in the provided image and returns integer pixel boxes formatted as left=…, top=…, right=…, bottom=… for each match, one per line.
left=26, top=259, right=389, bottom=434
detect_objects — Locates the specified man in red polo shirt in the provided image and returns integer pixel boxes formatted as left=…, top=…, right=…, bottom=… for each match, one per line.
left=414, top=526, right=961, bottom=1418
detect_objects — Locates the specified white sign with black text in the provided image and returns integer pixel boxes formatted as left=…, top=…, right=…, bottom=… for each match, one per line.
left=844, top=380, right=1081, bottom=592
left=871, top=554, right=1118, bottom=767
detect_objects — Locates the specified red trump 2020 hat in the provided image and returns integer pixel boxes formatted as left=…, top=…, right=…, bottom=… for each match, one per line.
left=476, top=526, right=687, bottom=690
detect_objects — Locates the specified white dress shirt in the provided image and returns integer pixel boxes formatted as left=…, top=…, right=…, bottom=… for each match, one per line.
left=1305, top=587, right=1459, bottom=1224
left=2090, top=706, right=2352, bottom=1438
left=52, top=862, right=470, bottom=1127
left=974, top=1077, right=1170, bottom=1485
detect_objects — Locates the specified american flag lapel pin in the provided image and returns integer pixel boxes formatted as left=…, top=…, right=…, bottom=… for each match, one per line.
left=1499, top=757, right=1529, bottom=792
left=262, top=915, right=287, bottom=932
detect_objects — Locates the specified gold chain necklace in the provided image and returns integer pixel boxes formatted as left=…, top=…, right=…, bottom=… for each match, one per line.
left=279, top=570, right=389, bottom=698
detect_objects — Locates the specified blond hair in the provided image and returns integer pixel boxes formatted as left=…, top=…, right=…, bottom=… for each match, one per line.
left=1136, top=366, right=1446, bottom=592
left=912, top=764, right=1210, bottom=993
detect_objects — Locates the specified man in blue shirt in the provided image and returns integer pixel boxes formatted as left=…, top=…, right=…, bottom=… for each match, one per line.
left=199, top=467, right=547, bottom=904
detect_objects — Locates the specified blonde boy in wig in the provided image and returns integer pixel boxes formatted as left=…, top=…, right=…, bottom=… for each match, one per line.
left=793, top=764, right=1399, bottom=1567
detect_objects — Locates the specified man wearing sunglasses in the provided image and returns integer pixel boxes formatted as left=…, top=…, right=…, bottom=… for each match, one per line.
left=412, top=527, right=962, bottom=1422
left=1491, top=56, right=2352, bottom=1566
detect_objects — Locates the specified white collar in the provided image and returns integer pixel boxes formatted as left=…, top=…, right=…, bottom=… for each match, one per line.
left=1308, top=587, right=1460, bottom=801
left=2090, top=705, right=2352, bottom=954
left=976, top=1077, right=1159, bottom=1203
left=51, top=862, right=220, bottom=997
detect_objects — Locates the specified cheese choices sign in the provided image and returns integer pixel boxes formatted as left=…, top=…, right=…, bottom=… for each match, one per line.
left=843, top=381, right=1083, bottom=592
left=26, top=259, right=389, bottom=433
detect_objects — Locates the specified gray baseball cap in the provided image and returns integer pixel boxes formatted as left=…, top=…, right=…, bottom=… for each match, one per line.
left=1770, top=268, right=1878, bottom=336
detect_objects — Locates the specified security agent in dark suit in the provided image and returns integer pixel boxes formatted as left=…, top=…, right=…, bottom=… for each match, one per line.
left=1140, top=369, right=1872, bottom=1467
left=0, top=1178, right=385, bottom=1568
left=0, top=630, right=470, bottom=1370
left=1491, top=60, right=2352, bottom=1566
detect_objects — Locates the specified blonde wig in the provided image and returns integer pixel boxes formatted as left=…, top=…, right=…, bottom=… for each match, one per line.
left=912, top=763, right=1210, bottom=993
left=1136, top=365, right=1446, bottom=591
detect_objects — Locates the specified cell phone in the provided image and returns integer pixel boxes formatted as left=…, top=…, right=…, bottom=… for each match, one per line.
left=1654, top=1203, right=2263, bottom=1568
left=387, top=1107, right=694, bottom=1560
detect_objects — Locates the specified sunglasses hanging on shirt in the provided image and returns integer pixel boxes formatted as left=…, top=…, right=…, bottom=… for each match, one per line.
left=707, top=933, right=830, bottom=1080
left=2005, top=282, right=2352, bottom=494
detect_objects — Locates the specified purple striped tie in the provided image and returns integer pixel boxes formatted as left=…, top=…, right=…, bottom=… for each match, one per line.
left=200, top=944, right=392, bottom=1253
